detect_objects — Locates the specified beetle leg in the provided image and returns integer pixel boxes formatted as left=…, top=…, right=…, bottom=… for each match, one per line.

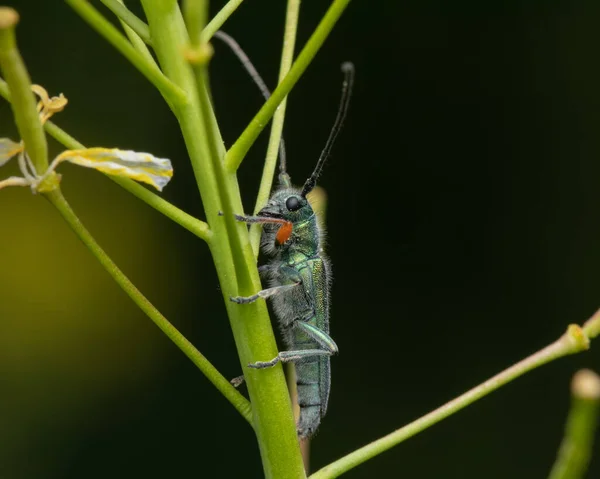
left=230, top=282, right=299, bottom=304
left=230, top=375, right=245, bottom=388
left=248, top=349, right=332, bottom=369
left=294, top=321, right=338, bottom=354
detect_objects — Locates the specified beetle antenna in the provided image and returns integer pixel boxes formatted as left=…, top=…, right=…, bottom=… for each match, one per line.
left=301, top=62, right=355, bottom=197
left=213, top=31, right=287, bottom=172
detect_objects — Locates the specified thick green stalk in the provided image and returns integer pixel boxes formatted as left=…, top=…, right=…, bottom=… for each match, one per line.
left=548, top=369, right=600, bottom=479
left=46, top=189, right=252, bottom=422
left=311, top=324, right=593, bottom=479
left=225, top=0, right=351, bottom=172
left=140, top=1, right=304, bottom=477
left=0, top=8, right=48, bottom=173
left=249, top=0, right=300, bottom=255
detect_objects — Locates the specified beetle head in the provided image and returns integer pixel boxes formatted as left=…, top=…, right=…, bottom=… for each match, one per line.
left=258, top=188, right=315, bottom=224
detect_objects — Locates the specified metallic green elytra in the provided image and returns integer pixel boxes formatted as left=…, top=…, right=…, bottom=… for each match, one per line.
left=231, top=62, right=355, bottom=438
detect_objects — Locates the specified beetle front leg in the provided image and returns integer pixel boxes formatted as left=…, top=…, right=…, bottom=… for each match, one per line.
left=230, top=265, right=303, bottom=304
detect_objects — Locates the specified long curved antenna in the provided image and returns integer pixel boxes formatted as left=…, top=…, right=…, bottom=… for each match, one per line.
left=301, top=62, right=355, bottom=197
left=213, top=31, right=287, bottom=172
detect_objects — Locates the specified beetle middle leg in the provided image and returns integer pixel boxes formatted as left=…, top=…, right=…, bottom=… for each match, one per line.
left=295, top=321, right=338, bottom=354
left=249, top=316, right=338, bottom=369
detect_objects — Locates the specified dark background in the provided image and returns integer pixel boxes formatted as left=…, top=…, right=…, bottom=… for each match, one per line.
left=1, top=1, right=599, bottom=478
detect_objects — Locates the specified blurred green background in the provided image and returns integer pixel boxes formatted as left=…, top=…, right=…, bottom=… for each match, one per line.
left=1, top=1, right=600, bottom=478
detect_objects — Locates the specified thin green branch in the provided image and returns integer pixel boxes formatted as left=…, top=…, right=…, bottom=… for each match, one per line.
left=65, top=0, right=186, bottom=107
left=184, top=1, right=213, bottom=67
left=100, top=0, right=151, bottom=44
left=582, top=309, right=600, bottom=339
left=249, top=0, right=300, bottom=255
left=0, top=8, right=48, bottom=173
left=108, top=0, right=156, bottom=70
left=45, top=188, right=252, bottom=423
left=200, top=0, right=245, bottom=43
left=0, top=77, right=211, bottom=242
left=113, top=176, right=212, bottom=241
left=310, top=322, right=595, bottom=479
left=43, top=122, right=212, bottom=242
left=548, top=369, right=600, bottom=479
left=225, top=0, right=351, bottom=172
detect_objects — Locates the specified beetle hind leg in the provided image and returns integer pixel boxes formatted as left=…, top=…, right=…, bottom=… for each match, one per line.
left=248, top=349, right=332, bottom=369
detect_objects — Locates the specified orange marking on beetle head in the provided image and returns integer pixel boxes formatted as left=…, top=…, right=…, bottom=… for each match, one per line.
left=276, top=221, right=293, bottom=244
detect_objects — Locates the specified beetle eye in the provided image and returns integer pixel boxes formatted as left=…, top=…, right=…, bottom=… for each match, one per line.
left=286, top=196, right=301, bottom=211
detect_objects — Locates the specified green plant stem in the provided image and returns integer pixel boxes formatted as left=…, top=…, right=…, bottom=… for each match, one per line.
left=0, top=77, right=211, bottom=242
left=46, top=127, right=211, bottom=241
left=200, top=0, right=245, bottom=43
left=100, top=0, right=151, bottom=45
left=183, top=0, right=213, bottom=65
left=44, top=116, right=211, bottom=242
left=0, top=8, right=48, bottom=173
left=110, top=0, right=156, bottom=69
left=140, top=1, right=304, bottom=477
left=310, top=324, right=593, bottom=479
left=99, top=0, right=155, bottom=71
left=548, top=369, right=600, bottom=479
left=582, top=308, right=600, bottom=339
left=183, top=0, right=208, bottom=48
left=249, top=0, right=300, bottom=255
left=111, top=175, right=212, bottom=240
left=45, top=188, right=252, bottom=423
left=225, top=0, right=351, bottom=172
left=66, top=0, right=186, bottom=108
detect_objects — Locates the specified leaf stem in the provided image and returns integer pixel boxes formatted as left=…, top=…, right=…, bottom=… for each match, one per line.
left=110, top=175, right=212, bottom=241
left=66, top=0, right=186, bottom=107
left=183, top=0, right=209, bottom=49
left=582, top=308, right=600, bottom=339
left=107, top=0, right=157, bottom=70
left=0, top=7, right=48, bottom=173
left=100, top=0, right=151, bottom=44
left=548, top=369, right=600, bottom=479
left=224, top=0, right=351, bottom=172
left=249, top=0, right=300, bottom=255
left=310, top=323, right=593, bottom=479
left=45, top=188, right=252, bottom=423
left=0, top=76, right=211, bottom=241
left=200, top=0, right=245, bottom=43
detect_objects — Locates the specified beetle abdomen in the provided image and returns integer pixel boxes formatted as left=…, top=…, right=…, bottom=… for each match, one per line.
left=296, top=356, right=330, bottom=438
